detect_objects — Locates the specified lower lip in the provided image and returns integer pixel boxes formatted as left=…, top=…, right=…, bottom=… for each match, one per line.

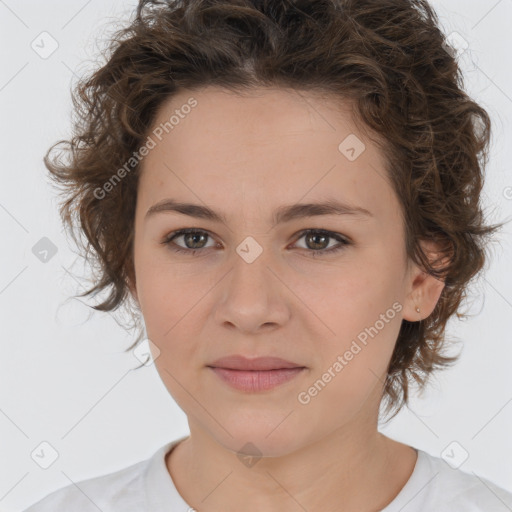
left=209, top=367, right=306, bottom=392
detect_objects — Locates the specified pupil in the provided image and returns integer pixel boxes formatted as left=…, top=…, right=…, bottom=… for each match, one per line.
left=186, top=233, right=206, bottom=248
left=308, top=233, right=327, bottom=250
left=182, top=232, right=329, bottom=250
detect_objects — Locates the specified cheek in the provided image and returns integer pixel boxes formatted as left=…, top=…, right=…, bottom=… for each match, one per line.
left=292, top=264, right=389, bottom=333
left=298, top=301, right=402, bottom=426
left=298, top=265, right=403, bottom=380
left=134, top=247, right=194, bottom=325
left=134, top=257, right=206, bottom=350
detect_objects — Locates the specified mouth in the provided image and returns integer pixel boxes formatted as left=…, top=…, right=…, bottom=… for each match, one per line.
left=208, top=367, right=306, bottom=392
left=206, top=355, right=307, bottom=392
left=207, top=355, right=305, bottom=371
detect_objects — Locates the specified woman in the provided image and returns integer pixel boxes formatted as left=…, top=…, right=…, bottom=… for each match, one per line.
left=25, top=0, right=512, bottom=510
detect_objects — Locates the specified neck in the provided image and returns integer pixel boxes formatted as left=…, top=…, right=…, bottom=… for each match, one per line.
left=166, top=412, right=417, bottom=512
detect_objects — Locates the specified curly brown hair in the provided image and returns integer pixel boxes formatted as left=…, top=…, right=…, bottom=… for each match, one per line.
left=46, top=0, right=505, bottom=420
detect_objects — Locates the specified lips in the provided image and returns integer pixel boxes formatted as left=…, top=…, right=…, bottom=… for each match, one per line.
left=207, top=355, right=305, bottom=371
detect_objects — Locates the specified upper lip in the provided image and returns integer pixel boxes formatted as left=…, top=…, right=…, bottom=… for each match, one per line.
left=207, top=355, right=305, bottom=371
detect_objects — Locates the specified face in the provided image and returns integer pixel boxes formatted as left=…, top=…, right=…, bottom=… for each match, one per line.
left=130, top=86, right=442, bottom=457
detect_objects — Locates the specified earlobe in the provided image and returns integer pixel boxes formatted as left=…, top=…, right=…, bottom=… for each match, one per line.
left=403, top=239, right=449, bottom=322
left=404, top=271, right=445, bottom=321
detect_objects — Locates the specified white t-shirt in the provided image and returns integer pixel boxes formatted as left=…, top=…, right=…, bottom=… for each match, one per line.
left=24, top=436, right=512, bottom=511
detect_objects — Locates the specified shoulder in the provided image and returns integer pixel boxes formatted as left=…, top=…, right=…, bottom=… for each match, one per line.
left=419, top=450, right=512, bottom=511
left=23, top=453, right=151, bottom=512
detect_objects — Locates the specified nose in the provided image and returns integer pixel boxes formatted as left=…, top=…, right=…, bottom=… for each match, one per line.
left=213, top=246, right=291, bottom=334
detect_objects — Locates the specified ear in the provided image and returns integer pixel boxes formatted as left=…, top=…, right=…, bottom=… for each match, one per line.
left=402, top=239, right=449, bottom=322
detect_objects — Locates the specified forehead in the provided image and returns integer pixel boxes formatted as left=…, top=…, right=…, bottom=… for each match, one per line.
left=137, top=86, right=398, bottom=225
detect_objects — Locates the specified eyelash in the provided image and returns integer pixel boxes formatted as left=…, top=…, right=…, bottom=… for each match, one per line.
left=161, top=228, right=351, bottom=258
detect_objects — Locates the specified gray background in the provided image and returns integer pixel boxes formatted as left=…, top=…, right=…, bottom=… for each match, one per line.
left=1, top=1, right=511, bottom=510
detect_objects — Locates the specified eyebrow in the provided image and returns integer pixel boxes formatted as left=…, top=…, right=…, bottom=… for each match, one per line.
left=144, top=198, right=373, bottom=225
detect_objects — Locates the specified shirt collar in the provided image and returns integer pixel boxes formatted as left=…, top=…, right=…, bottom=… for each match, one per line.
left=144, top=435, right=192, bottom=511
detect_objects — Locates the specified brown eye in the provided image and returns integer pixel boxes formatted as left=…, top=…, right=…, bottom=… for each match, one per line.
left=180, top=231, right=209, bottom=249
left=293, top=229, right=350, bottom=257
left=305, top=232, right=330, bottom=250
left=162, top=229, right=217, bottom=253
left=161, top=228, right=350, bottom=257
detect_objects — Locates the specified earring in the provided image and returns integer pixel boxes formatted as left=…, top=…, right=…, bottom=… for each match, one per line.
left=415, top=306, right=420, bottom=313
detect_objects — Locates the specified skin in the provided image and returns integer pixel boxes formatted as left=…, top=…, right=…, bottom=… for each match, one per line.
left=128, top=86, right=445, bottom=512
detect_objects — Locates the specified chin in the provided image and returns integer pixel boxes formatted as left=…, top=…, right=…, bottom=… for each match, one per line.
left=210, top=420, right=306, bottom=460
left=229, top=436, right=299, bottom=460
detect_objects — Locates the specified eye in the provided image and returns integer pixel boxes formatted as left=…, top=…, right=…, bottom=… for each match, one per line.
left=161, top=228, right=350, bottom=257
left=291, top=229, right=350, bottom=257
left=162, top=228, right=218, bottom=255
